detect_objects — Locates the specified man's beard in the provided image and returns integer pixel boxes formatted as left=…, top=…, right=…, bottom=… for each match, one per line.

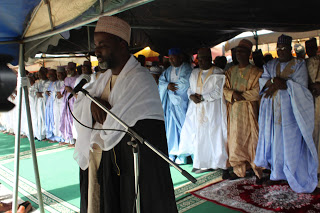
left=98, top=61, right=108, bottom=70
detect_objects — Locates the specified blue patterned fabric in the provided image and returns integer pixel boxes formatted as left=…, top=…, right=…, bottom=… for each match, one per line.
left=45, top=81, right=64, bottom=142
left=255, top=58, right=318, bottom=193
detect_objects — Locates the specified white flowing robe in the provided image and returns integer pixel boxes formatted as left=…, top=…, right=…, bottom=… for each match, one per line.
left=73, top=56, right=164, bottom=170
left=72, top=74, right=95, bottom=140
left=34, top=79, right=50, bottom=140
left=53, top=80, right=65, bottom=139
left=179, top=67, right=228, bottom=169
left=28, top=83, right=38, bottom=137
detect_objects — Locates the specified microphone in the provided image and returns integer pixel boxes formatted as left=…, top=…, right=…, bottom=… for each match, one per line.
left=68, top=75, right=91, bottom=100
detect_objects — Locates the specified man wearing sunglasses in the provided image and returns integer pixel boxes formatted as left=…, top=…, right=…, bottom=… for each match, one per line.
left=255, top=34, right=318, bottom=193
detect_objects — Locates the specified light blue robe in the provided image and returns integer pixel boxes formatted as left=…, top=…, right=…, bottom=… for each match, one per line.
left=45, top=81, right=63, bottom=142
left=255, top=58, right=318, bottom=193
left=159, top=63, right=192, bottom=163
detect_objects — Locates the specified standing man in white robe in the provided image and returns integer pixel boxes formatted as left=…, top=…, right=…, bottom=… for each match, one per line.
left=73, top=16, right=177, bottom=213
left=27, top=73, right=38, bottom=138
left=34, top=67, right=50, bottom=140
left=179, top=48, right=228, bottom=174
left=53, top=66, right=66, bottom=142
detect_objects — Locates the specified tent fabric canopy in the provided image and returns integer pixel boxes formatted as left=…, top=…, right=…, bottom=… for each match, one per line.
left=24, top=0, right=96, bottom=37
left=0, top=0, right=151, bottom=65
left=116, top=0, right=320, bottom=55
left=1, top=0, right=320, bottom=65
left=225, top=30, right=320, bottom=51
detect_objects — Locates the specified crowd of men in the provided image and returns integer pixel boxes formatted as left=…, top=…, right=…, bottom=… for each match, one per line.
left=0, top=15, right=320, bottom=212
left=159, top=35, right=320, bottom=194
left=0, top=61, right=98, bottom=147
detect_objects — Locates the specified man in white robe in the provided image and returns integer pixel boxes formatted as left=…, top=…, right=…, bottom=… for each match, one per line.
left=52, top=66, right=66, bottom=141
left=34, top=67, right=50, bottom=140
left=73, top=16, right=177, bottom=213
left=27, top=73, right=38, bottom=138
left=179, top=48, right=228, bottom=174
left=72, top=61, right=96, bottom=142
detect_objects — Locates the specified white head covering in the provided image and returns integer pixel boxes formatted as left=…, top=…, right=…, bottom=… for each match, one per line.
left=95, top=16, right=131, bottom=45
left=150, top=66, right=162, bottom=75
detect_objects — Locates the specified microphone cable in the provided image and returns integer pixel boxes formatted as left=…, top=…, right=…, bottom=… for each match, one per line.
left=67, top=99, right=135, bottom=139
left=67, top=98, right=141, bottom=213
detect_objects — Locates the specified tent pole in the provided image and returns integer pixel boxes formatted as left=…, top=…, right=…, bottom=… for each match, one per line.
left=87, top=26, right=91, bottom=52
left=11, top=48, right=24, bottom=213
left=99, top=0, right=104, bottom=14
left=254, top=31, right=258, bottom=50
left=21, top=44, right=46, bottom=213
left=11, top=44, right=45, bottom=213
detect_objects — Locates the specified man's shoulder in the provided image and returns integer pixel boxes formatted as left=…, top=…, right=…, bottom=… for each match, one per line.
left=212, top=66, right=225, bottom=74
left=250, top=64, right=263, bottom=73
left=191, top=68, right=200, bottom=74
left=294, top=57, right=305, bottom=64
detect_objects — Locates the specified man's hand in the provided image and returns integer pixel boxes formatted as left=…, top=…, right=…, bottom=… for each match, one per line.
left=91, top=97, right=112, bottom=125
left=232, top=91, right=245, bottom=102
left=168, top=83, right=178, bottom=92
left=264, top=86, right=278, bottom=98
left=56, top=92, right=63, bottom=99
left=273, top=77, right=287, bottom=90
left=190, top=93, right=203, bottom=104
left=46, top=91, right=51, bottom=96
left=263, top=77, right=287, bottom=98
left=36, top=92, right=43, bottom=98
left=65, top=86, right=73, bottom=93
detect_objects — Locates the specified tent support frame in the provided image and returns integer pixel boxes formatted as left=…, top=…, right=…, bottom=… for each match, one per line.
left=21, top=0, right=44, bottom=39
left=44, top=0, right=54, bottom=31
left=23, top=0, right=153, bottom=43
left=11, top=44, right=45, bottom=213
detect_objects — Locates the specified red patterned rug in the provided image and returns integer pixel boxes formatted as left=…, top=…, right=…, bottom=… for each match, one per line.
left=189, top=177, right=320, bottom=213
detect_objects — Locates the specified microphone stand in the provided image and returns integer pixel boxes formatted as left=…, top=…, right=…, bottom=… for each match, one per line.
left=80, top=89, right=197, bottom=213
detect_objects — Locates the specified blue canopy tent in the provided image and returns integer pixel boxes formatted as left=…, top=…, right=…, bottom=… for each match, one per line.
left=0, top=0, right=41, bottom=65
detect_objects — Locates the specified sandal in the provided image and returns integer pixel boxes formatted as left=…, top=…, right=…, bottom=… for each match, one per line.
left=17, top=201, right=32, bottom=213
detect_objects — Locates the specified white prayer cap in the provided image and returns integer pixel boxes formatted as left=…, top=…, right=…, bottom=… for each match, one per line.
left=95, top=16, right=131, bottom=45
left=150, top=66, right=162, bottom=75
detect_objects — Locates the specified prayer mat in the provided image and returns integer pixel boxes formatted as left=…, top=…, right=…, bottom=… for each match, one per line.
left=190, top=176, right=320, bottom=213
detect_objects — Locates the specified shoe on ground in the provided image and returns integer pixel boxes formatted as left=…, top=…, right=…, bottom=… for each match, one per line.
left=195, top=168, right=213, bottom=174
left=191, top=168, right=199, bottom=173
left=229, top=172, right=240, bottom=180
left=222, top=169, right=230, bottom=180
